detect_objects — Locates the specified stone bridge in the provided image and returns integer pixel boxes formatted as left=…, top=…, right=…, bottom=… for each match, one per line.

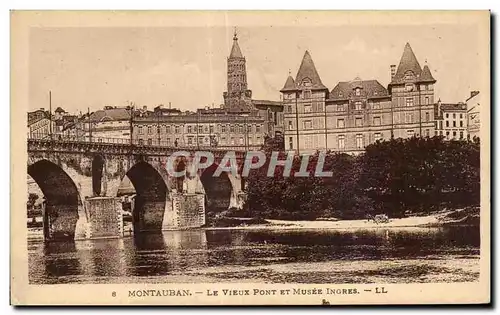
left=27, top=139, right=250, bottom=241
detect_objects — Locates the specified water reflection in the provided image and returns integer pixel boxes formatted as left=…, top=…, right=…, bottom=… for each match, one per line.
left=28, top=226, right=479, bottom=284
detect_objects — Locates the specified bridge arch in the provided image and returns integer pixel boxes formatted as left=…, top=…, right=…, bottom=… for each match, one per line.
left=200, top=163, right=233, bottom=215
left=125, top=161, right=169, bottom=232
left=27, top=159, right=81, bottom=240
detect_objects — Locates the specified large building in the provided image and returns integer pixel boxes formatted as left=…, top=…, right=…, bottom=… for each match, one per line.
left=434, top=101, right=468, bottom=140
left=133, top=107, right=266, bottom=149
left=132, top=31, right=282, bottom=148
left=466, top=91, right=481, bottom=139
left=27, top=108, right=55, bottom=139
left=281, top=42, right=438, bottom=154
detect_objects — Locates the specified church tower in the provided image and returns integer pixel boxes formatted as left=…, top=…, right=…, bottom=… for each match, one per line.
left=223, top=30, right=253, bottom=112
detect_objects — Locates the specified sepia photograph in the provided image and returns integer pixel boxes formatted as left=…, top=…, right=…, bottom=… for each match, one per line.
left=10, top=10, right=490, bottom=305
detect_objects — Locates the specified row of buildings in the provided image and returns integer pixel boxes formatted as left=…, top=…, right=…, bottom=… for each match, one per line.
left=28, top=31, right=482, bottom=154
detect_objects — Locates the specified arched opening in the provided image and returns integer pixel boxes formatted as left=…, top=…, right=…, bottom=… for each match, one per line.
left=27, top=160, right=80, bottom=241
left=91, top=154, right=105, bottom=196
left=200, top=163, right=232, bottom=216
left=125, top=161, right=168, bottom=233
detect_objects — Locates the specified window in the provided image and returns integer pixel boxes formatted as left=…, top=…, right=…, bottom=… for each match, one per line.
left=187, top=125, right=192, bottom=133
left=425, top=112, right=430, bottom=122
left=256, top=136, right=261, bottom=144
left=198, top=126, right=203, bottom=133
left=198, top=136, right=204, bottom=144
left=446, top=131, right=450, bottom=139
left=157, top=126, right=160, bottom=134
left=460, top=114, right=463, bottom=119
left=248, top=138, right=253, bottom=145
left=221, top=137, right=226, bottom=144
left=303, top=90, right=311, bottom=99
left=303, top=120, right=312, bottom=129
left=406, top=98, right=414, bottom=106
left=407, top=130, right=415, bottom=138
left=425, top=96, right=429, bottom=105
left=304, top=104, right=312, bottom=113
left=175, top=126, right=180, bottom=134
left=460, top=131, right=464, bottom=139
left=373, top=116, right=381, bottom=126
left=138, top=139, right=143, bottom=145
left=421, top=84, right=427, bottom=91
left=440, top=121, right=443, bottom=129
left=337, top=119, right=345, bottom=128
left=230, top=125, right=235, bottom=133
left=406, top=113, right=414, bottom=123
left=166, top=125, right=171, bottom=133
left=453, top=113, right=456, bottom=119
left=187, top=137, right=193, bottom=145
left=374, top=133, right=382, bottom=141
left=460, top=120, right=464, bottom=127
left=147, top=138, right=152, bottom=145
left=138, top=126, right=143, bottom=134
left=355, top=88, right=361, bottom=96
left=446, top=113, right=449, bottom=118
left=355, top=118, right=363, bottom=127
left=166, top=138, right=171, bottom=145
left=373, top=101, right=380, bottom=110
left=287, top=105, right=292, bottom=113
left=247, top=124, right=252, bottom=132
left=425, top=129, right=430, bottom=137
left=355, top=134, right=363, bottom=149
left=147, top=126, right=152, bottom=134
left=354, top=101, right=362, bottom=110
left=453, top=131, right=457, bottom=138
left=338, top=135, right=345, bottom=149
left=405, top=83, right=414, bottom=92
left=204, top=126, right=209, bottom=133
left=453, top=121, right=456, bottom=127
left=210, top=125, right=214, bottom=134
left=222, top=125, right=227, bottom=133
left=337, top=104, right=344, bottom=112
left=288, top=121, right=293, bottom=130
left=304, top=135, right=312, bottom=149
left=239, top=137, right=244, bottom=145
left=256, top=125, right=261, bottom=133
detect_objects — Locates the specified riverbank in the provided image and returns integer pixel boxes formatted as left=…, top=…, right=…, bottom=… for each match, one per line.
left=206, top=207, right=479, bottom=231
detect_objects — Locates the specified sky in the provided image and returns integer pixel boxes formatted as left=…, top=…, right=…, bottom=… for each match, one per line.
left=29, top=24, right=482, bottom=113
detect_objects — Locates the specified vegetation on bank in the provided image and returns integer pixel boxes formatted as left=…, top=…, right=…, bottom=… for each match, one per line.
left=239, top=135, right=480, bottom=221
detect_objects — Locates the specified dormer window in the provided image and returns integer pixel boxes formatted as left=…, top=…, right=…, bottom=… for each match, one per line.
left=404, top=71, right=415, bottom=81
left=339, top=92, right=343, bottom=97
left=355, top=88, right=361, bottom=96
left=303, top=90, right=311, bottom=99
left=301, top=78, right=312, bottom=87
left=405, top=83, right=414, bottom=92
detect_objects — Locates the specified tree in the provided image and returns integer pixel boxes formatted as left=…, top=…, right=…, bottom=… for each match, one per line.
left=27, top=193, right=39, bottom=209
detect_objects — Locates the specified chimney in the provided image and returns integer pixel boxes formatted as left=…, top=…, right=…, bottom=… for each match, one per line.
left=143, top=105, right=147, bottom=110
left=390, top=65, right=396, bottom=80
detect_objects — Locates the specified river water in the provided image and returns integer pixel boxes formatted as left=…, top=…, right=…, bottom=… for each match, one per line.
left=28, top=226, right=480, bottom=284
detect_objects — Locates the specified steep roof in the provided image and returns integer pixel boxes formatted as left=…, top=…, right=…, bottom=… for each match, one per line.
left=229, top=32, right=244, bottom=59
left=420, top=65, right=436, bottom=83
left=391, top=43, right=423, bottom=84
left=54, top=107, right=65, bottom=113
left=294, top=50, right=328, bottom=90
left=329, top=79, right=389, bottom=100
left=280, top=75, right=296, bottom=92
left=89, top=108, right=131, bottom=122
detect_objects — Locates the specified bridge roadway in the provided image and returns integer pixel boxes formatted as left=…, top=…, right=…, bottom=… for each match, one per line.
left=27, top=136, right=257, bottom=241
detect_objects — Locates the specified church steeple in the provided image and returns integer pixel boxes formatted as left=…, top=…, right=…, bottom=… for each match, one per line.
left=229, top=29, right=244, bottom=59
left=223, top=29, right=252, bottom=112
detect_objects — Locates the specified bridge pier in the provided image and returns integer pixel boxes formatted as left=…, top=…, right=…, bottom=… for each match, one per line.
left=83, top=196, right=123, bottom=239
